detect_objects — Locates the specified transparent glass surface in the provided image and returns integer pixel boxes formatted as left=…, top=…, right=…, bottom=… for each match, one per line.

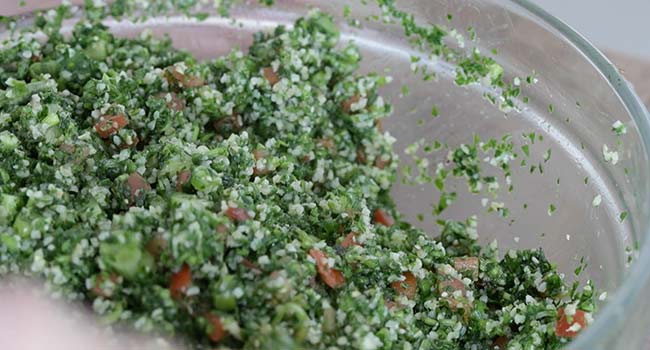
left=3, top=0, right=650, bottom=348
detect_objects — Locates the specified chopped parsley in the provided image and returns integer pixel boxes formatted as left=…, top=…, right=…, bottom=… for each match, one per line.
left=0, top=3, right=598, bottom=350
left=612, top=120, right=627, bottom=136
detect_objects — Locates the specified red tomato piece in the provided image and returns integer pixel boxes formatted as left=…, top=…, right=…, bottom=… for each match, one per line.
left=438, top=278, right=465, bottom=294
left=165, top=67, right=205, bottom=88
left=374, top=209, right=394, bottom=227
left=356, top=147, right=367, bottom=165
left=252, top=149, right=271, bottom=176
left=317, top=138, right=336, bottom=152
left=391, top=272, right=417, bottom=299
left=453, top=257, right=479, bottom=280
left=309, top=248, right=345, bottom=289
left=92, top=273, right=120, bottom=298
left=341, top=94, right=361, bottom=113
left=262, top=67, right=280, bottom=86
left=156, top=92, right=186, bottom=111
left=555, top=308, right=587, bottom=338
left=374, top=156, right=391, bottom=170
left=384, top=299, right=398, bottom=310
left=127, top=172, right=151, bottom=204
left=438, top=277, right=467, bottom=310
left=226, top=207, right=249, bottom=222
left=145, top=235, right=167, bottom=259
left=95, top=115, right=128, bottom=138
left=375, top=119, right=384, bottom=133
left=341, top=232, right=362, bottom=249
left=253, top=149, right=267, bottom=160
left=212, top=113, right=243, bottom=134
left=169, top=264, right=192, bottom=300
left=176, top=170, right=192, bottom=192
left=492, top=336, right=509, bottom=350
left=59, top=143, right=76, bottom=154
left=206, top=313, right=226, bottom=343
left=241, top=258, right=262, bottom=275
left=216, top=224, right=229, bottom=234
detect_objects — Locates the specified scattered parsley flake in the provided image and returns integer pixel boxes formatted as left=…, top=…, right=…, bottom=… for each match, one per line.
left=592, top=194, right=602, bottom=207
left=430, top=105, right=439, bottom=118
left=543, top=148, right=552, bottom=162
left=611, top=120, right=627, bottom=135
left=619, top=211, right=628, bottom=223
left=548, top=204, right=556, bottom=216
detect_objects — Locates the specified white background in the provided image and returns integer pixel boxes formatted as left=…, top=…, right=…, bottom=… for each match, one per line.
left=533, top=0, right=650, bottom=58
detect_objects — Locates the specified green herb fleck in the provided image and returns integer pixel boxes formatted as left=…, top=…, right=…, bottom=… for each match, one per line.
left=612, top=120, right=627, bottom=135
left=543, top=148, right=552, bottom=162
left=619, top=211, right=628, bottom=222
left=548, top=204, right=557, bottom=216
left=431, top=105, right=439, bottom=118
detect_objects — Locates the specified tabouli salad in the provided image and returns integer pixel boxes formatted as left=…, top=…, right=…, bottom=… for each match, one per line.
left=0, top=4, right=596, bottom=350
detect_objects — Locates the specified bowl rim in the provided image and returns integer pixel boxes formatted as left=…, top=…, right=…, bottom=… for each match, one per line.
left=512, top=0, right=650, bottom=347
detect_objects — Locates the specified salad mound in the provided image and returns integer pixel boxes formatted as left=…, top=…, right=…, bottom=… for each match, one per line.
left=0, top=7, right=594, bottom=350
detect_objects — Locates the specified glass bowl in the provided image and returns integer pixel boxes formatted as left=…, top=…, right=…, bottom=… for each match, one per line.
left=3, top=0, right=650, bottom=349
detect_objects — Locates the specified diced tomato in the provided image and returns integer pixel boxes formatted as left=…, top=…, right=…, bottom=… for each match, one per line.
left=438, top=277, right=465, bottom=294
left=262, top=67, right=280, bottom=86
left=375, top=119, right=384, bottom=133
left=391, top=272, right=417, bottom=299
left=155, top=92, right=186, bottom=111
left=341, top=94, right=361, bottom=113
left=169, top=264, right=192, bottom=299
left=453, top=257, right=479, bottom=280
left=341, top=232, right=362, bottom=249
left=59, top=143, right=76, bottom=154
left=317, top=138, right=336, bottom=152
left=492, top=336, right=509, bottom=350
left=176, top=170, right=192, bottom=192
left=206, top=313, right=226, bottom=343
left=95, top=115, right=128, bottom=138
left=65, top=149, right=89, bottom=166
left=309, top=248, right=345, bottom=289
left=373, top=209, right=394, bottom=227
left=226, top=207, right=249, bottom=222
left=127, top=172, right=151, bottom=204
left=252, top=149, right=271, bottom=176
left=145, top=235, right=167, bottom=259
left=216, top=224, right=229, bottom=234
left=241, top=258, right=262, bottom=275
left=438, top=277, right=467, bottom=310
left=165, top=67, right=205, bottom=88
left=253, top=149, right=267, bottom=160
left=384, top=299, right=398, bottom=310
left=213, top=113, right=243, bottom=133
left=356, top=147, right=367, bottom=165
left=555, top=308, right=587, bottom=338
left=374, top=156, right=391, bottom=170
left=93, top=273, right=120, bottom=298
